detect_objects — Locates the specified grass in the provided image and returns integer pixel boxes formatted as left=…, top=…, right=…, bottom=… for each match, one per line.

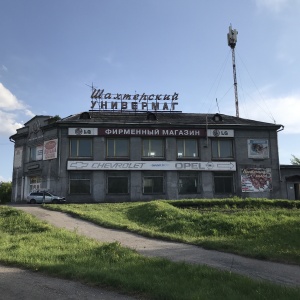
left=1, top=205, right=300, bottom=300
left=45, top=199, right=300, bottom=264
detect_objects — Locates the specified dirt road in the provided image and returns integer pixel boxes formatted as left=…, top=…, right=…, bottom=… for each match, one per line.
left=14, top=205, right=300, bottom=286
left=0, top=264, right=137, bottom=300
left=1, top=204, right=300, bottom=299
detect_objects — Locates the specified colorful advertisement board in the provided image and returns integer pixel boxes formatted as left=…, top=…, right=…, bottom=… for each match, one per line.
left=247, top=139, right=269, bottom=159
left=43, top=139, right=58, bottom=160
left=241, top=168, right=272, bottom=192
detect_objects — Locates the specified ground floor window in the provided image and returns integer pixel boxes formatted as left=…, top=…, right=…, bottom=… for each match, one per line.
left=107, top=171, right=129, bottom=194
left=178, top=172, right=199, bottom=194
left=143, top=171, right=164, bottom=194
left=69, top=172, right=91, bottom=194
left=29, top=176, right=42, bottom=191
left=214, top=172, right=234, bottom=194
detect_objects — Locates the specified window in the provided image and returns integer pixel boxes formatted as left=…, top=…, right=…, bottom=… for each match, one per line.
left=107, top=138, right=129, bottom=158
left=69, top=172, right=91, bottom=194
left=142, top=138, right=164, bottom=158
left=143, top=172, right=164, bottom=194
left=214, top=172, right=234, bottom=194
left=178, top=172, right=199, bottom=194
left=177, top=139, right=198, bottom=158
left=70, top=139, right=92, bottom=157
left=29, top=145, right=43, bottom=161
left=212, top=139, right=234, bottom=159
left=29, top=176, right=42, bottom=191
left=107, top=172, right=129, bottom=194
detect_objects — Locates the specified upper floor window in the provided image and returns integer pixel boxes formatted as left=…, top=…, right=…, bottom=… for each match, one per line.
left=107, top=138, right=129, bottom=158
left=29, top=145, right=43, bottom=161
left=177, top=139, right=198, bottom=158
left=70, top=139, right=92, bottom=157
left=142, top=138, right=164, bottom=158
left=212, top=139, right=234, bottom=159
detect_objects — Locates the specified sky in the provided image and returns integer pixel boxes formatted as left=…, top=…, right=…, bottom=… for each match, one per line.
left=1, top=0, right=300, bottom=181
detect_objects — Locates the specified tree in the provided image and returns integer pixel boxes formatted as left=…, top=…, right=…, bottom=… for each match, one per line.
left=0, top=181, right=12, bottom=203
left=290, top=155, right=300, bottom=165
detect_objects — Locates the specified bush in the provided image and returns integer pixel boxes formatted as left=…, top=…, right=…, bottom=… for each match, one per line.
left=0, top=182, right=12, bottom=203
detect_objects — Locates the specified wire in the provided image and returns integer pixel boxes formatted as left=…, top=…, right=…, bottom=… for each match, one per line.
left=236, top=51, right=276, bottom=123
left=199, top=49, right=231, bottom=114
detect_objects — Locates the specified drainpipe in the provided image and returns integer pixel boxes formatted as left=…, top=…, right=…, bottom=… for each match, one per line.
left=276, top=125, right=284, bottom=197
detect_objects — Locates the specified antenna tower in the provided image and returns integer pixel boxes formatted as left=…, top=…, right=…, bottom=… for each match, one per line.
left=227, top=25, right=239, bottom=117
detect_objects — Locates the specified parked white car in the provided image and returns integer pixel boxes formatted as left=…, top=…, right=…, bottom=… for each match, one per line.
left=27, top=191, right=66, bottom=204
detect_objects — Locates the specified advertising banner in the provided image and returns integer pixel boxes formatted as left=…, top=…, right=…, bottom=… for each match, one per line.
left=241, top=168, right=272, bottom=192
left=68, top=128, right=98, bottom=136
left=43, top=139, right=58, bottom=160
left=13, top=147, right=23, bottom=168
left=207, top=129, right=234, bottom=137
left=36, top=145, right=44, bottom=161
left=248, top=139, right=269, bottom=159
left=68, top=160, right=236, bottom=171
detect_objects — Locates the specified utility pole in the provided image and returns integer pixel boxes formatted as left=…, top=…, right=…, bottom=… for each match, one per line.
left=227, top=25, right=239, bottom=118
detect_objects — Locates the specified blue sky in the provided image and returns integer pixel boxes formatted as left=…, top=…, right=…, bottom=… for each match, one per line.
left=1, top=0, right=300, bottom=181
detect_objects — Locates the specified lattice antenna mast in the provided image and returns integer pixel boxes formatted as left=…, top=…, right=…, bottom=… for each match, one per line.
left=227, top=25, right=239, bottom=117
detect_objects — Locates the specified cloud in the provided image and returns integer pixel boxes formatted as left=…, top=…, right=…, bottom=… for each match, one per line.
left=255, top=0, right=290, bottom=12
left=102, top=52, right=122, bottom=68
left=0, top=175, right=11, bottom=182
left=254, top=0, right=299, bottom=13
left=1, top=65, right=8, bottom=72
left=243, top=95, right=300, bottom=134
left=0, top=83, right=34, bottom=137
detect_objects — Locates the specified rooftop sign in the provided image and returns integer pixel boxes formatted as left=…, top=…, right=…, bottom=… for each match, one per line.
left=90, top=88, right=179, bottom=112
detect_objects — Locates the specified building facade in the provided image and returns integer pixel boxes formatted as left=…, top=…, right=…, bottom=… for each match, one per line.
left=10, top=110, right=289, bottom=202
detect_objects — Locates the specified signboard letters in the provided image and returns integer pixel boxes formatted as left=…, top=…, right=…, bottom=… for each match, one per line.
left=68, top=160, right=236, bottom=171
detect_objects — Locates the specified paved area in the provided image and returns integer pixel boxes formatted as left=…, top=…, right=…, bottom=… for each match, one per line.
left=12, top=205, right=300, bottom=287
left=0, top=264, right=137, bottom=300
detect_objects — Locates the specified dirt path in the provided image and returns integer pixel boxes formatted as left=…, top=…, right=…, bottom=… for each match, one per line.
left=0, top=264, right=137, bottom=300
left=11, top=205, right=300, bottom=288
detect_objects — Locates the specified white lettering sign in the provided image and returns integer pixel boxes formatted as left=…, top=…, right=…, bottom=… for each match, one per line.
left=207, top=129, right=234, bottom=137
left=67, top=161, right=236, bottom=171
left=68, top=128, right=98, bottom=136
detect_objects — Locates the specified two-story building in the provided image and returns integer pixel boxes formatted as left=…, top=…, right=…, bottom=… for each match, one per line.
left=10, top=109, right=286, bottom=202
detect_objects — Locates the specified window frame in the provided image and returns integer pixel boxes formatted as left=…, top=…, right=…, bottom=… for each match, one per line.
left=69, top=172, right=91, bottom=194
left=213, top=172, right=235, bottom=195
left=177, top=138, right=199, bottom=159
left=107, top=171, right=129, bottom=194
left=211, top=139, right=234, bottom=160
left=69, top=138, right=93, bottom=158
left=178, top=172, right=200, bottom=194
left=29, top=145, right=43, bottom=161
left=142, top=138, right=165, bottom=159
left=106, top=138, right=130, bottom=159
left=142, top=171, right=164, bottom=194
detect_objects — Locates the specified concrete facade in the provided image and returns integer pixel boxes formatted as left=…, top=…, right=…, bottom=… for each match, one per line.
left=10, top=111, right=291, bottom=203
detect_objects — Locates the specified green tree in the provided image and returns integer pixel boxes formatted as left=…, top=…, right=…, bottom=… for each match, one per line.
left=0, top=181, right=12, bottom=203
left=290, top=155, right=300, bottom=165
